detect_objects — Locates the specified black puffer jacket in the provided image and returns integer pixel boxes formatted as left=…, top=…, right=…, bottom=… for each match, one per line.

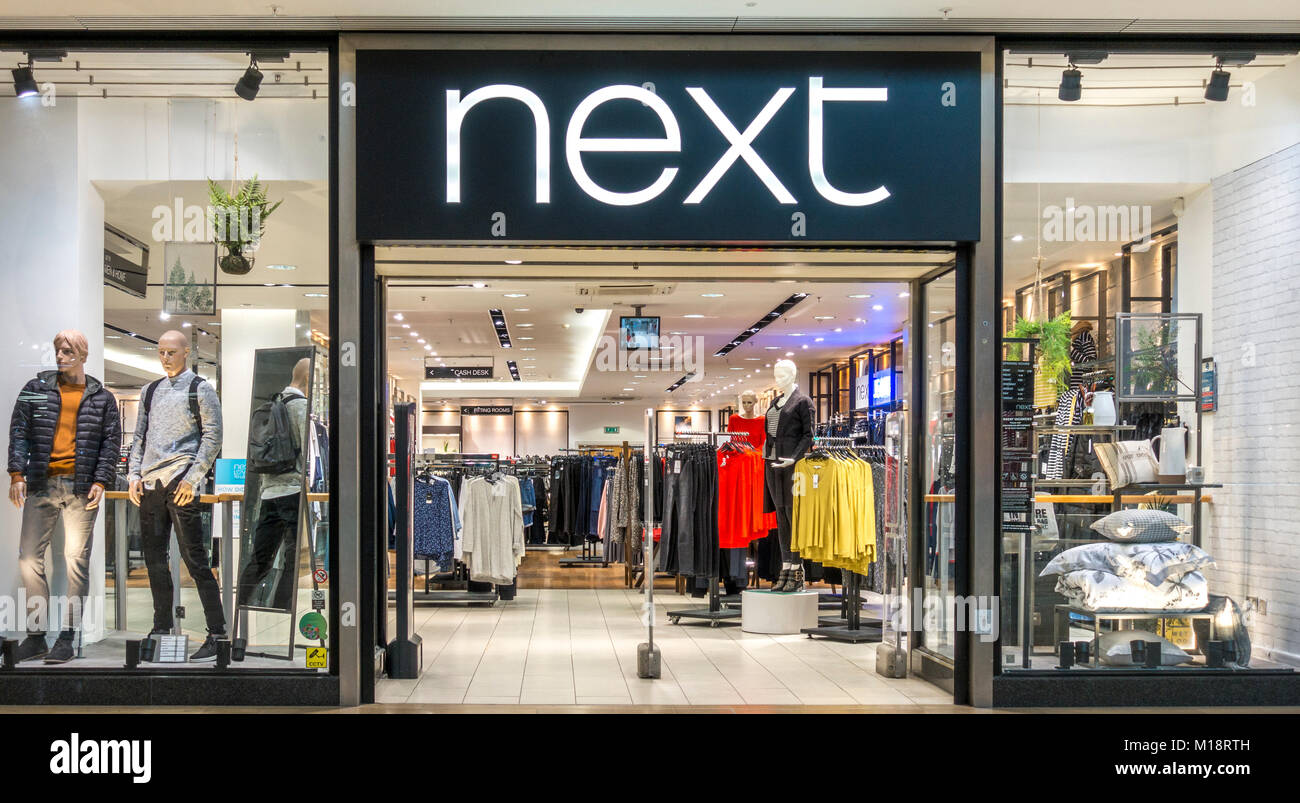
left=8, top=370, right=121, bottom=496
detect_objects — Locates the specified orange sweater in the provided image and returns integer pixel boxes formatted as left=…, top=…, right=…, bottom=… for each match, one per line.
left=47, top=381, right=86, bottom=476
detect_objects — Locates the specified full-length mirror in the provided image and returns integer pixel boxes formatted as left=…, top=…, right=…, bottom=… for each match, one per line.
left=237, top=347, right=314, bottom=618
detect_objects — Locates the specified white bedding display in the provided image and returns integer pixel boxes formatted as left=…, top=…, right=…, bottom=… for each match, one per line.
left=1055, top=569, right=1208, bottom=612
left=1041, top=542, right=1215, bottom=587
left=1097, top=630, right=1194, bottom=666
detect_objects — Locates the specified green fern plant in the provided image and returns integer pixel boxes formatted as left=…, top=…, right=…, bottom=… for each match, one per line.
left=1009, top=312, right=1074, bottom=388
left=207, top=175, right=283, bottom=275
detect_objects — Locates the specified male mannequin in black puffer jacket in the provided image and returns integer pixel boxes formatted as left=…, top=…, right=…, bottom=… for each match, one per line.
left=7, top=330, right=120, bottom=663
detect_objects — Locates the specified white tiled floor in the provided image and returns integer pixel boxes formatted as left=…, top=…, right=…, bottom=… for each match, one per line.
left=375, top=587, right=952, bottom=706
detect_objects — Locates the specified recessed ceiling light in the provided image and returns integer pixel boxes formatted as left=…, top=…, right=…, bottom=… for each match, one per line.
left=417, top=339, right=425, bottom=344
left=521, top=347, right=536, bottom=351
left=898, top=291, right=910, bottom=298
left=504, top=260, right=522, bottom=265
left=785, top=351, right=794, bottom=356
left=788, top=333, right=804, bottom=337
left=472, top=282, right=486, bottom=288
left=872, top=305, right=884, bottom=311
left=504, top=293, right=527, bottom=298
left=744, top=358, right=760, bottom=361
left=303, top=293, right=327, bottom=298
left=1011, top=234, right=1024, bottom=242
left=801, top=344, right=809, bottom=349
left=848, top=293, right=872, bottom=299
left=517, top=323, right=534, bottom=328
left=700, top=293, right=724, bottom=298
left=401, top=324, right=410, bottom=329
left=814, top=337, right=824, bottom=342
left=814, top=315, right=834, bottom=321
left=263, top=282, right=277, bottom=287
left=266, top=263, right=297, bottom=271
left=729, top=367, right=744, bottom=371
left=393, top=313, right=404, bottom=321
left=159, top=312, right=171, bottom=321
left=518, top=336, right=534, bottom=340
left=833, top=327, right=843, bottom=333
left=765, top=346, right=779, bottom=350
left=105, top=334, right=121, bottom=339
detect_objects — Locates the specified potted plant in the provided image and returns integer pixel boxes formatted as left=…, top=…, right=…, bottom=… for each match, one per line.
left=208, top=176, right=282, bottom=275
left=1009, top=312, right=1073, bottom=406
left=1128, top=319, right=1180, bottom=396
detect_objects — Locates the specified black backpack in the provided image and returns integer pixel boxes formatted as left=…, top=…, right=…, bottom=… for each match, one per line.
left=247, top=392, right=301, bottom=474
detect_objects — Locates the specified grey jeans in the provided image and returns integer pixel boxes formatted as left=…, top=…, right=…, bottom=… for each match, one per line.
left=18, top=476, right=98, bottom=633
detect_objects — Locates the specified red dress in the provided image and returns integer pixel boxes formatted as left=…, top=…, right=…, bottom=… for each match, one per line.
left=718, top=416, right=778, bottom=546
left=727, top=414, right=767, bottom=453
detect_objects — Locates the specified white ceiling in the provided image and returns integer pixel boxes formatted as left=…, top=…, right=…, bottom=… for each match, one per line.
left=4, top=1, right=1300, bottom=30
left=386, top=268, right=942, bottom=409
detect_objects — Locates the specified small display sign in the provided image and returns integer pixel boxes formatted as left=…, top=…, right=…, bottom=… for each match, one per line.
left=604, top=426, right=620, bottom=434
left=461, top=405, right=513, bottom=415
left=1200, top=357, right=1218, bottom=413
left=426, top=364, right=493, bottom=380
left=158, top=635, right=189, bottom=663
left=305, top=647, right=328, bottom=668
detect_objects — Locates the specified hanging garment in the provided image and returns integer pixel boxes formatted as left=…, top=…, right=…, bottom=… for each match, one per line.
left=459, top=474, right=525, bottom=585
left=790, top=454, right=877, bottom=574
left=412, top=475, right=460, bottom=571
left=727, top=413, right=768, bottom=453
left=1046, top=330, right=1100, bottom=480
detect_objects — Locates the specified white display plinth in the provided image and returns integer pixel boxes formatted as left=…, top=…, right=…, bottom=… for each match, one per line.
left=741, top=590, right=819, bottom=634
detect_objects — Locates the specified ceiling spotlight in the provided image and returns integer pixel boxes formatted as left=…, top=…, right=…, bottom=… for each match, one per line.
left=235, top=56, right=264, bottom=101
left=504, top=293, right=527, bottom=298
left=1205, top=61, right=1231, bottom=102
left=393, top=313, right=404, bottom=321
left=11, top=63, right=38, bottom=98
left=504, top=260, right=523, bottom=265
left=872, top=305, right=884, bottom=311
left=1058, top=64, right=1082, bottom=102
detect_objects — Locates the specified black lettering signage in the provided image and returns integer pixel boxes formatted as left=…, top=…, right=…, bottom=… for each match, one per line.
left=426, top=365, right=494, bottom=380
left=356, top=49, right=980, bottom=242
left=104, top=249, right=148, bottom=299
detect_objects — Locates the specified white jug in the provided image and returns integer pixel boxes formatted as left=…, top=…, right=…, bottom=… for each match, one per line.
left=1090, top=391, right=1116, bottom=426
left=1151, top=425, right=1188, bottom=481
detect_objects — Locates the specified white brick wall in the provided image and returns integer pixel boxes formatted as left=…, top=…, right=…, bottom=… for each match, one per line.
left=1209, top=140, right=1300, bottom=663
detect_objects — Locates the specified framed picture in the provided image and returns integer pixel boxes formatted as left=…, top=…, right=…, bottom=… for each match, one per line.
left=162, top=241, right=217, bottom=316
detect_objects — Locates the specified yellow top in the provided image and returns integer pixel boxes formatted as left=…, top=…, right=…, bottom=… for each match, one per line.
left=791, top=455, right=876, bottom=573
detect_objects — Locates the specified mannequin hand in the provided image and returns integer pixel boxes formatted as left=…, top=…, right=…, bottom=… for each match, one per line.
left=771, top=458, right=795, bottom=469
left=9, top=480, right=25, bottom=509
left=128, top=479, right=143, bottom=507
left=86, top=483, right=104, bottom=511
left=173, top=480, right=196, bottom=507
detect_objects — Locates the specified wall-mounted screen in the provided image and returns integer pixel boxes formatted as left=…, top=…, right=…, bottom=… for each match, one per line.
left=620, top=316, right=660, bottom=350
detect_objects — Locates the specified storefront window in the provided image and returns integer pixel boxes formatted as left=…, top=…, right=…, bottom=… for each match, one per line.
left=999, top=47, right=1300, bottom=674
left=0, top=48, right=330, bottom=671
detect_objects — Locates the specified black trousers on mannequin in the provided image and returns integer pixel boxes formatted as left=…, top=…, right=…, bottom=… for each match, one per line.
left=139, top=476, right=225, bottom=634
left=763, top=461, right=798, bottom=564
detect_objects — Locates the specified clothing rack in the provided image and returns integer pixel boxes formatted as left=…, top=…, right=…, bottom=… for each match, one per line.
left=798, top=435, right=884, bottom=644
left=555, top=449, right=619, bottom=568
left=665, top=430, right=748, bottom=628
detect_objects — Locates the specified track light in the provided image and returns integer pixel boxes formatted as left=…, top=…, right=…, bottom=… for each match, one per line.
left=1058, top=65, right=1082, bottom=102
left=11, top=63, right=37, bottom=98
left=1205, top=61, right=1231, bottom=102
left=235, top=56, right=263, bottom=101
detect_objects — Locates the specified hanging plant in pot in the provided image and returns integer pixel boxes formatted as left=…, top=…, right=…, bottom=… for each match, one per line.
left=208, top=176, right=282, bottom=276
left=1009, top=312, right=1074, bottom=406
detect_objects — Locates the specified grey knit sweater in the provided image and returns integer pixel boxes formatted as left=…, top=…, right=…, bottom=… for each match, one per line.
left=127, top=370, right=223, bottom=489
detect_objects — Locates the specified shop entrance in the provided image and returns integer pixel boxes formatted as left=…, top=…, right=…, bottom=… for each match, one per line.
left=371, top=245, right=956, bottom=707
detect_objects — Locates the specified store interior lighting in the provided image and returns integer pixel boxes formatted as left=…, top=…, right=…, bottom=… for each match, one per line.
left=235, top=55, right=263, bottom=101
left=11, top=61, right=36, bottom=98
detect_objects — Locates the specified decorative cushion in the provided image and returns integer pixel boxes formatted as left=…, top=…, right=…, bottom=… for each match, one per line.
left=1041, top=542, right=1214, bottom=586
left=1097, top=630, right=1194, bottom=667
left=1090, top=509, right=1191, bottom=543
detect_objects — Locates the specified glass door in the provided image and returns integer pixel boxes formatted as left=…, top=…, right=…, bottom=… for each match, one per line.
left=920, top=270, right=958, bottom=663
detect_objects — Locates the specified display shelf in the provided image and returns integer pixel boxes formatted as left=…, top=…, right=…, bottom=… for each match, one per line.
left=1035, top=424, right=1137, bottom=435
left=1052, top=604, right=1221, bottom=669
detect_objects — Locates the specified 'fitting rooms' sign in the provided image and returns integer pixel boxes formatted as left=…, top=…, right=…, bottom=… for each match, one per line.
left=356, top=49, right=980, bottom=242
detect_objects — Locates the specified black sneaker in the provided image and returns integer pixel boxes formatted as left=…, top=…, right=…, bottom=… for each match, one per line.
left=44, top=636, right=75, bottom=664
left=189, top=634, right=222, bottom=662
left=14, top=635, right=48, bottom=663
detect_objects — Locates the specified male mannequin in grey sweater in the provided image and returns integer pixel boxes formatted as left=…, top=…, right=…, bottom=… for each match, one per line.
left=127, top=330, right=225, bottom=661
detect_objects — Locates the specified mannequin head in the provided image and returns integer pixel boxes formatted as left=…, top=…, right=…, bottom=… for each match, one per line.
left=53, top=329, right=88, bottom=384
left=739, top=390, right=758, bottom=417
left=773, top=359, right=797, bottom=394
left=157, top=330, right=191, bottom=378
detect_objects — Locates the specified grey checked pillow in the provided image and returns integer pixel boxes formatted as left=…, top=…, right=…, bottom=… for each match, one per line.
left=1090, top=509, right=1191, bottom=543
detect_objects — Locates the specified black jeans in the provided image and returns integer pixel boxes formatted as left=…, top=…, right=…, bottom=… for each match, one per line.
left=139, top=476, right=225, bottom=634
left=237, top=493, right=301, bottom=608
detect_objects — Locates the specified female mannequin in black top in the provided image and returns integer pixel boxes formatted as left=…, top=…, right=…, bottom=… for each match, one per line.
left=763, top=359, right=815, bottom=592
